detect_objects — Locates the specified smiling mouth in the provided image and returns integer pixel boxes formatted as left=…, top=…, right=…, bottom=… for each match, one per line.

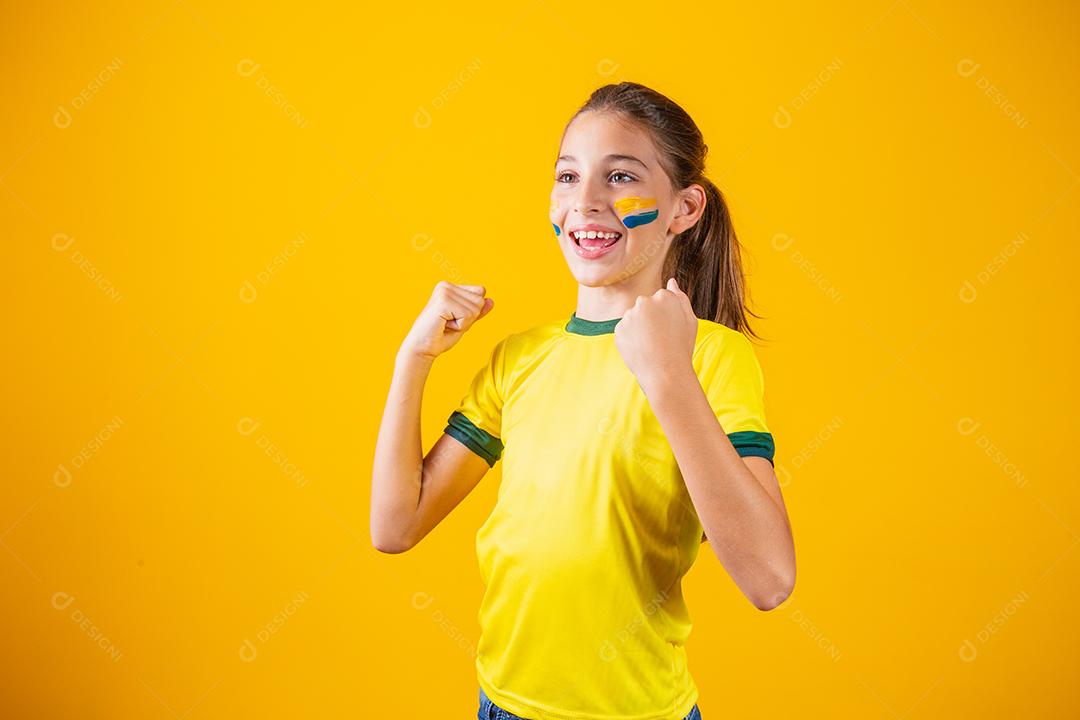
left=571, top=229, right=622, bottom=250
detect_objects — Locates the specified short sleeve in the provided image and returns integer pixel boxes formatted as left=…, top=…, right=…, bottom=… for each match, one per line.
left=443, top=337, right=507, bottom=467
left=696, top=330, right=776, bottom=466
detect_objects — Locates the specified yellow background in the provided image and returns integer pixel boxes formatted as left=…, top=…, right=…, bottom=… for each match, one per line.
left=3, top=1, right=1078, bottom=717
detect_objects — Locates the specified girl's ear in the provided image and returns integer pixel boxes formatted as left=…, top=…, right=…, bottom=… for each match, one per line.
left=670, top=183, right=707, bottom=236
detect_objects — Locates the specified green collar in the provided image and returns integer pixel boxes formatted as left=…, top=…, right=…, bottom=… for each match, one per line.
left=565, top=311, right=621, bottom=336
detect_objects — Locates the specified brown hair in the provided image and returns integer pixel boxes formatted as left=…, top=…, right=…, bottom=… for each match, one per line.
left=567, top=81, right=765, bottom=340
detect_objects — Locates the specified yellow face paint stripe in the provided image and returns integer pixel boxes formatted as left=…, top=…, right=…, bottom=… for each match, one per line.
left=614, top=196, right=657, bottom=215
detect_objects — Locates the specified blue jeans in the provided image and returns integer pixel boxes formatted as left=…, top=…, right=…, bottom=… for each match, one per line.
left=478, top=687, right=702, bottom=719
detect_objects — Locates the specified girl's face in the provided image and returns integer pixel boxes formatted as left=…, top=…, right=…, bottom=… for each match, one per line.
left=550, top=111, right=697, bottom=288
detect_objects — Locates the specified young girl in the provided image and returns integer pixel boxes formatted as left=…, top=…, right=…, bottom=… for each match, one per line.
left=372, top=82, right=796, bottom=720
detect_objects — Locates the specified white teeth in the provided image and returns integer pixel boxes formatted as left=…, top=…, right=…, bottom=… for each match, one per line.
left=573, top=230, right=620, bottom=241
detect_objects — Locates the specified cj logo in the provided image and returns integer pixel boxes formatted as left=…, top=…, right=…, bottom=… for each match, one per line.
left=51, top=233, right=76, bottom=252
left=956, top=58, right=981, bottom=78
left=53, top=105, right=73, bottom=129
left=53, top=464, right=72, bottom=488
left=237, top=417, right=262, bottom=436
left=773, top=105, right=793, bottom=129
left=413, top=105, right=432, bottom=129
left=239, top=638, right=258, bottom=662
left=236, top=59, right=261, bottom=78
left=239, top=280, right=258, bottom=303
left=51, top=591, right=76, bottom=610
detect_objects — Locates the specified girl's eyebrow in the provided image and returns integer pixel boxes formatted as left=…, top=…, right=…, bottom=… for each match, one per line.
left=555, top=154, right=649, bottom=170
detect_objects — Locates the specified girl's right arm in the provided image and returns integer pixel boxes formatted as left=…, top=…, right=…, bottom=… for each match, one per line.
left=370, top=281, right=495, bottom=554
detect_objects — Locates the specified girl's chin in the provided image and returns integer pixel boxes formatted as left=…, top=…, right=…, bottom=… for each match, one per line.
left=567, top=261, right=632, bottom=287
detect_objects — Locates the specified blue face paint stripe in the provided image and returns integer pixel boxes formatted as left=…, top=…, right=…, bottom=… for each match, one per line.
left=622, top=210, right=658, bottom=229
left=552, top=223, right=561, bottom=236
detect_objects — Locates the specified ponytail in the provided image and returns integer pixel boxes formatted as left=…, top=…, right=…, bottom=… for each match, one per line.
left=663, top=175, right=763, bottom=339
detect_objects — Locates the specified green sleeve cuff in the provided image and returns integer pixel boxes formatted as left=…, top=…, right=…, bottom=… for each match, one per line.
left=444, top=411, right=504, bottom=468
left=727, top=431, right=775, bottom=466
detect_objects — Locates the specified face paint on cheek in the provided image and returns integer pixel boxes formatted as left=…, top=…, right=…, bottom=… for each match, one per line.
left=550, top=198, right=561, bottom=236
left=614, top=196, right=659, bottom=229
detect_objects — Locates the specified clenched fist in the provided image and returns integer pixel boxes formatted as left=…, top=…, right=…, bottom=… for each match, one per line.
left=400, top=281, right=494, bottom=361
left=613, top=277, right=698, bottom=393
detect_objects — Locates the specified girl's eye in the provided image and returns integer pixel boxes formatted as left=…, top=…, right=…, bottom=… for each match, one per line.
left=554, top=170, right=637, bottom=183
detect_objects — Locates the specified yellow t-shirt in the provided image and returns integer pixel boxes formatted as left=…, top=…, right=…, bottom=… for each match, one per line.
left=444, top=311, right=775, bottom=720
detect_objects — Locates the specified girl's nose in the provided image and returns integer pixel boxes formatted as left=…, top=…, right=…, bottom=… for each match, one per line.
left=572, top=176, right=607, bottom=215
left=573, top=194, right=603, bottom=215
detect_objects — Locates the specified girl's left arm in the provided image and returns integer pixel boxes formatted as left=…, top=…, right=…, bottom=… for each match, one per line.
left=614, top=278, right=795, bottom=611
left=644, top=369, right=795, bottom=611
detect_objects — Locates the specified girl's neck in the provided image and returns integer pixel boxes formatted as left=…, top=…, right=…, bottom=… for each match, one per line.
left=574, top=272, right=663, bottom=321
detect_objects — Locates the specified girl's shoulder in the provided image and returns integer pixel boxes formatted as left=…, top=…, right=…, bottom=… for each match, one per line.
left=485, top=316, right=567, bottom=366
left=693, top=316, right=747, bottom=351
